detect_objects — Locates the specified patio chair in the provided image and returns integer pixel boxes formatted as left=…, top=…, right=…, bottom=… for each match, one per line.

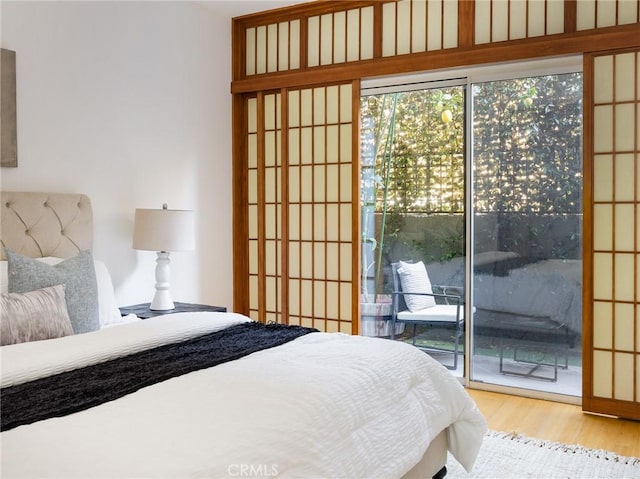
left=391, top=260, right=464, bottom=370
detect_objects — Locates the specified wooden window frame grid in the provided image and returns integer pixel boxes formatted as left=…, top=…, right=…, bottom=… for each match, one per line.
left=231, top=0, right=640, bottom=417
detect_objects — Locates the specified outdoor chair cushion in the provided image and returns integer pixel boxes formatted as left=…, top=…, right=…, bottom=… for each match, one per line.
left=397, top=304, right=463, bottom=323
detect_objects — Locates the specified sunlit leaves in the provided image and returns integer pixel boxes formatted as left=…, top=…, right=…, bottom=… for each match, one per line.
left=474, top=73, right=582, bottom=214
left=360, top=70, right=583, bottom=270
left=361, top=86, right=465, bottom=214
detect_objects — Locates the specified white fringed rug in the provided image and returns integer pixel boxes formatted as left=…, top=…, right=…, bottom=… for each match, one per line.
left=445, top=431, right=640, bottom=479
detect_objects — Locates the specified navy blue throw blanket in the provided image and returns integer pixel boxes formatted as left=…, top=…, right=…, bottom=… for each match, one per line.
left=1, top=321, right=316, bottom=432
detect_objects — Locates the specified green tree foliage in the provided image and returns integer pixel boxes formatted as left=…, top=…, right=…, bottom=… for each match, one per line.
left=361, top=73, right=582, bottom=216
left=474, top=73, right=582, bottom=214
left=360, top=73, right=583, bottom=267
left=361, top=86, right=465, bottom=215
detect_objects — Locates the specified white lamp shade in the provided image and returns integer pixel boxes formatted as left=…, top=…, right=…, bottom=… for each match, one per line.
left=133, top=208, right=195, bottom=252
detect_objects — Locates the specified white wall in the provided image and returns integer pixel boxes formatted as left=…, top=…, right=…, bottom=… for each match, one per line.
left=1, top=1, right=236, bottom=309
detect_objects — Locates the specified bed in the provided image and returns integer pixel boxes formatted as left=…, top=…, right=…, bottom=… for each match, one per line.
left=0, top=191, right=486, bottom=478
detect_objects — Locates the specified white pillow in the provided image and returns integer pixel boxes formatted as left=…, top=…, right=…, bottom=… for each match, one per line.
left=397, top=260, right=436, bottom=312
left=92, top=260, right=125, bottom=327
left=5, top=257, right=123, bottom=328
left=1, top=261, right=8, bottom=294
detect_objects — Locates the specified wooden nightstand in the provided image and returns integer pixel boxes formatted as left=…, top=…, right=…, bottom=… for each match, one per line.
left=119, top=302, right=227, bottom=319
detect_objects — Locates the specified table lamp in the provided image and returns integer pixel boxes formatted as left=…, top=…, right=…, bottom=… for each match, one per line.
left=133, top=204, right=195, bottom=311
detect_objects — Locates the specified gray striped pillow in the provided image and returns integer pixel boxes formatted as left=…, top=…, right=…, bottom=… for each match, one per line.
left=0, top=285, right=74, bottom=345
left=397, top=260, right=436, bottom=312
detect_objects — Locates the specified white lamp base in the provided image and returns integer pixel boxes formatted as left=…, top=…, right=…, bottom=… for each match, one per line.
left=150, top=251, right=175, bottom=311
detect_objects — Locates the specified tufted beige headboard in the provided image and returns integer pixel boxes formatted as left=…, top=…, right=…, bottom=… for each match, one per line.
left=0, top=191, right=93, bottom=260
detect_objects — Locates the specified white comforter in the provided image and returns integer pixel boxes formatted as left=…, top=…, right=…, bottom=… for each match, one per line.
left=1, top=312, right=486, bottom=478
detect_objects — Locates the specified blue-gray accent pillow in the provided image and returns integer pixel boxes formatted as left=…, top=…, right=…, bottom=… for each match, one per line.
left=7, top=249, right=99, bottom=334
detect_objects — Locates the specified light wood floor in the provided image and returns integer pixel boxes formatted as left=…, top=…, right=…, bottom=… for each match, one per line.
left=466, top=389, right=640, bottom=458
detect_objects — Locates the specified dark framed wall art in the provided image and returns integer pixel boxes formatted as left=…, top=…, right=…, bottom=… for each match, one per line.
left=1, top=48, right=17, bottom=168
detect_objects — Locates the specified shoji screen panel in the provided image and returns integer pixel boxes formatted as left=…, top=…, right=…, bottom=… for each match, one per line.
left=585, top=49, right=640, bottom=419
left=264, top=93, right=284, bottom=324
left=247, top=93, right=284, bottom=324
left=246, top=20, right=301, bottom=76
left=381, top=0, right=458, bottom=56
left=307, top=6, right=374, bottom=67
left=247, top=97, right=260, bottom=321
left=475, top=0, right=565, bottom=44
left=287, top=83, right=357, bottom=333
left=577, top=0, right=640, bottom=31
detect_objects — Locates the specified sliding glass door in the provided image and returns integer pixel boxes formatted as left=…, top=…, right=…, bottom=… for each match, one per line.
left=360, top=59, right=583, bottom=398
left=471, top=73, right=583, bottom=395
left=360, top=82, right=467, bottom=371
